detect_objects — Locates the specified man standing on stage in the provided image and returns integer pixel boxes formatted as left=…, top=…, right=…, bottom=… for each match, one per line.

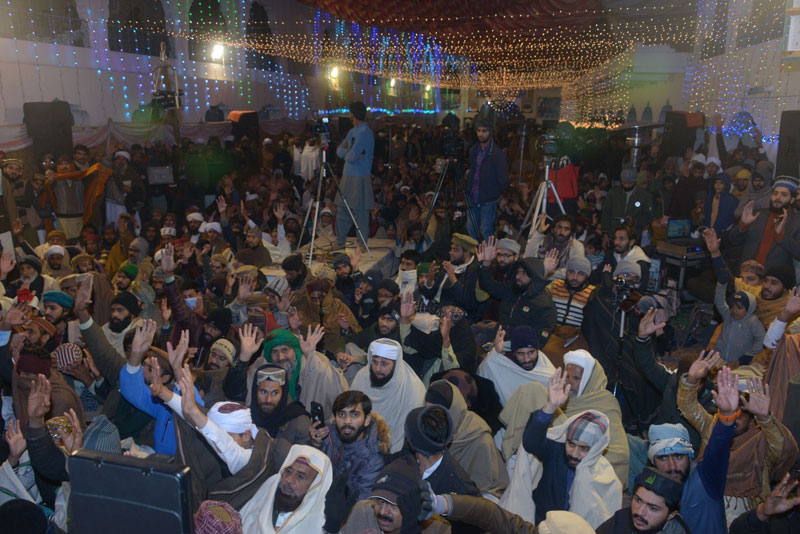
left=467, top=118, right=509, bottom=241
left=335, top=101, right=374, bottom=249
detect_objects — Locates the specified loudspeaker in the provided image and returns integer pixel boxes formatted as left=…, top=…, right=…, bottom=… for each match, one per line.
left=661, top=111, right=704, bottom=158
left=23, top=101, right=74, bottom=158
left=776, top=110, right=800, bottom=177
left=338, top=116, right=353, bottom=134
left=69, top=450, right=193, bottom=534
left=227, top=110, right=259, bottom=142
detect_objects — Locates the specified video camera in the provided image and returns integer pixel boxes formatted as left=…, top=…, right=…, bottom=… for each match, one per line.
left=311, top=117, right=330, bottom=147
left=440, top=112, right=464, bottom=159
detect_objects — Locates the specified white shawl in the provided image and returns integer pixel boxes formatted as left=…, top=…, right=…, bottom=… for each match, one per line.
left=498, top=410, right=622, bottom=529
left=478, top=349, right=555, bottom=406
left=351, top=342, right=426, bottom=453
left=239, top=445, right=332, bottom=534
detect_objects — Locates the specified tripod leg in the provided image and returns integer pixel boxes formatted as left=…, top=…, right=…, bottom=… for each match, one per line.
left=419, top=163, right=450, bottom=252
left=546, top=178, right=567, bottom=216
left=455, top=164, right=484, bottom=241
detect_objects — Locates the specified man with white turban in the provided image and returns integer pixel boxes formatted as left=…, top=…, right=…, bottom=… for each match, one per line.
left=351, top=338, right=426, bottom=453
left=499, top=368, right=622, bottom=529
left=500, top=349, right=629, bottom=487
left=239, top=444, right=332, bottom=533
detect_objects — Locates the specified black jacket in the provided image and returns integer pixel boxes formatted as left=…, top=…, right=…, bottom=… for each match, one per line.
left=419, top=260, right=481, bottom=322
left=477, top=257, right=557, bottom=347
left=467, top=138, right=509, bottom=206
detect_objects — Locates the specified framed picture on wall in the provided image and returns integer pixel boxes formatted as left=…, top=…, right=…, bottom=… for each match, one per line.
left=537, top=97, right=561, bottom=120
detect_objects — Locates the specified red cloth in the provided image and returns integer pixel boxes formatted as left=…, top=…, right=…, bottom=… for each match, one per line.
left=546, top=163, right=579, bottom=202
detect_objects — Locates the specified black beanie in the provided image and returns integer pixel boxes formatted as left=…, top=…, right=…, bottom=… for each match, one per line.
left=281, top=254, right=305, bottom=272
left=0, top=499, right=48, bottom=534
left=765, top=265, right=796, bottom=291
left=425, top=380, right=454, bottom=409
left=18, top=255, right=42, bottom=274
left=377, top=278, right=400, bottom=296
left=111, top=291, right=140, bottom=316
left=206, top=307, right=232, bottom=334
left=370, top=456, right=422, bottom=534
left=635, top=467, right=684, bottom=510
left=404, top=405, right=453, bottom=457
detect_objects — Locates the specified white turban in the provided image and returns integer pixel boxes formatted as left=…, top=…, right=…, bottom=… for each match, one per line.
left=160, top=227, right=176, bottom=237
left=45, top=246, right=65, bottom=257
left=186, top=212, right=204, bottom=222
left=563, top=349, right=596, bottom=397
left=368, top=338, right=401, bottom=361
left=208, top=402, right=257, bottom=437
left=206, top=222, right=222, bottom=234
left=114, top=151, right=131, bottom=162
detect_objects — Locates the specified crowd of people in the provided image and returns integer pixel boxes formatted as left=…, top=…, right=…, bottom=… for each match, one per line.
left=0, top=100, right=799, bottom=534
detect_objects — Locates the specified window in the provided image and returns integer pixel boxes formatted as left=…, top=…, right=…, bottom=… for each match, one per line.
left=107, top=0, right=171, bottom=57
left=246, top=2, right=279, bottom=71
left=188, top=0, right=227, bottom=63
left=0, top=0, right=87, bottom=46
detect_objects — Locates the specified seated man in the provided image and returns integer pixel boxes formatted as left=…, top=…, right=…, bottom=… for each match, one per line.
left=524, top=214, right=585, bottom=281
left=249, top=364, right=311, bottom=444
left=588, top=224, right=650, bottom=287
left=262, top=326, right=347, bottom=416
left=476, top=237, right=557, bottom=348
left=596, top=467, right=688, bottom=534
left=309, top=390, right=390, bottom=502
left=677, top=353, right=798, bottom=527
left=502, top=368, right=622, bottom=528
left=395, top=249, right=423, bottom=295
left=332, top=301, right=401, bottom=382
left=477, top=324, right=556, bottom=407
left=296, top=277, right=361, bottom=353
left=418, top=233, right=481, bottom=322
left=500, top=350, right=629, bottom=486
left=151, top=365, right=276, bottom=509
left=651, top=359, right=740, bottom=534
left=239, top=444, right=332, bottom=533
left=351, top=338, right=426, bottom=453
left=426, top=380, right=508, bottom=497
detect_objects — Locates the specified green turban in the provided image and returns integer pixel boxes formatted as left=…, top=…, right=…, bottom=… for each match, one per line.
left=262, top=328, right=302, bottom=399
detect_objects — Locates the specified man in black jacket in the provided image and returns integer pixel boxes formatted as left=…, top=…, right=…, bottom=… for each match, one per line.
left=466, top=118, right=509, bottom=240
left=419, top=233, right=481, bottom=322
left=477, top=236, right=557, bottom=347
left=596, top=467, right=689, bottom=534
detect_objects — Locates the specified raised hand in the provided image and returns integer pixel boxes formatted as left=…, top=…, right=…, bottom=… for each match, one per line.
left=277, top=288, right=293, bottom=313
left=166, top=329, right=191, bottom=376
left=146, top=356, right=165, bottom=398
left=1, top=301, right=30, bottom=329
left=74, top=275, right=94, bottom=313
left=299, top=324, right=324, bottom=357
left=160, top=298, right=172, bottom=324
left=439, top=314, right=452, bottom=346
left=336, top=313, right=351, bottom=332
left=441, top=261, right=457, bottom=283
left=238, top=322, right=264, bottom=363
left=478, top=236, right=498, bottom=266
left=775, top=208, right=790, bottom=236
left=741, top=201, right=759, bottom=226
left=742, top=377, right=770, bottom=419
left=758, top=472, right=800, bottom=521
left=273, top=202, right=286, bottom=221
left=711, top=366, right=740, bottom=417
left=702, top=228, right=721, bottom=255
left=161, top=243, right=176, bottom=275
left=27, top=374, right=51, bottom=420
left=61, top=408, right=84, bottom=453
left=543, top=249, right=559, bottom=277
left=236, top=274, right=254, bottom=303
left=4, top=420, right=26, bottom=467
left=638, top=307, right=666, bottom=338
left=686, top=350, right=721, bottom=385
left=130, top=319, right=158, bottom=366
left=544, top=368, right=570, bottom=413
left=178, top=365, right=201, bottom=420
left=0, top=252, right=15, bottom=278
left=536, top=214, right=550, bottom=235
left=12, top=218, right=24, bottom=237
left=400, top=291, right=416, bottom=323
left=216, top=196, right=227, bottom=217
left=287, top=307, right=302, bottom=332
left=493, top=325, right=506, bottom=353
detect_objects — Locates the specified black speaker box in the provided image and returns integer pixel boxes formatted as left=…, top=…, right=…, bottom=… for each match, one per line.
left=662, top=111, right=704, bottom=158
left=23, top=101, right=74, bottom=158
left=776, top=110, right=800, bottom=177
left=68, top=450, right=194, bottom=533
left=227, top=110, right=259, bottom=142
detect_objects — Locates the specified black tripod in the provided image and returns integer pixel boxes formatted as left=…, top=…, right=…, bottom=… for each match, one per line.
left=418, top=158, right=482, bottom=252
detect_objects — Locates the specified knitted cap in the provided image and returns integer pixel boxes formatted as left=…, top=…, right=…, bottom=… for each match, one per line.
left=764, top=264, right=796, bottom=290
left=42, top=291, right=74, bottom=309
left=614, top=259, right=641, bottom=278
left=404, top=405, right=453, bottom=456
left=509, top=325, right=540, bottom=352
left=565, top=411, right=607, bottom=447
left=634, top=467, right=684, bottom=509
left=206, top=308, right=233, bottom=335
left=110, top=291, right=140, bottom=316
left=497, top=238, right=521, bottom=255
left=566, top=256, right=591, bottom=276
left=117, top=263, right=139, bottom=280
left=83, top=415, right=122, bottom=454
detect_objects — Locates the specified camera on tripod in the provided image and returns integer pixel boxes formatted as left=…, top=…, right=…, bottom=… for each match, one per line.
left=538, top=133, right=559, bottom=155
left=614, top=274, right=639, bottom=298
left=311, top=117, right=330, bottom=146
left=440, top=112, right=464, bottom=159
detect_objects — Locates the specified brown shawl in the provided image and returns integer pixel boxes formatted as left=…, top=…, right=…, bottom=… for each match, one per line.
left=12, top=369, right=86, bottom=437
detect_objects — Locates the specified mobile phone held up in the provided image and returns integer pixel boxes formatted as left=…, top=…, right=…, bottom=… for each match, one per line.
left=310, top=401, right=325, bottom=430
